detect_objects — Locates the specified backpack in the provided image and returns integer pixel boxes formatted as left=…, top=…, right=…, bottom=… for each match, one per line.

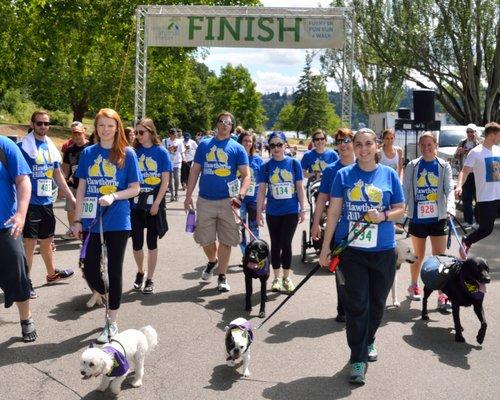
left=420, top=255, right=459, bottom=290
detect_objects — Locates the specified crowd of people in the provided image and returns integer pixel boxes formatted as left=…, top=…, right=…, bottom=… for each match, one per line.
left=1, top=110, right=499, bottom=385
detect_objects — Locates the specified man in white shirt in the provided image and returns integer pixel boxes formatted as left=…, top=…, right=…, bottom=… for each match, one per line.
left=163, top=128, right=185, bottom=202
left=181, top=132, right=198, bottom=190
left=456, top=122, right=500, bottom=259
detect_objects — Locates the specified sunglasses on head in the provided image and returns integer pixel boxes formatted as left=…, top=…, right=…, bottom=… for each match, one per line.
left=218, top=120, right=233, bottom=126
left=335, top=137, right=352, bottom=145
left=313, top=137, right=326, bottom=142
left=269, top=142, right=284, bottom=149
left=35, top=121, right=50, bottom=127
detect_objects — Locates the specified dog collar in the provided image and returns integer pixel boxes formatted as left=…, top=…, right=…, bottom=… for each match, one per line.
left=103, top=346, right=129, bottom=377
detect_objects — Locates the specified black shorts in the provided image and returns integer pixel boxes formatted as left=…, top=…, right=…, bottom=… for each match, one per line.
left=408, top=219, right=448, bottom=238
left=0, top=229, right=30, bottom=308
left=23, top=204, right=56, bottom=239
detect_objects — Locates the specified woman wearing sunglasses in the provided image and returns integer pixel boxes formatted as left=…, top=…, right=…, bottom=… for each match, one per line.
left=130, top=118, right=172, bottom=294
left=319, top=128, right=404, bottom=385
left=301, top=129, right=339, bottom=181
left=311, top=127, right=355, bottom=322
left=257, top=132, right=305, bottom=293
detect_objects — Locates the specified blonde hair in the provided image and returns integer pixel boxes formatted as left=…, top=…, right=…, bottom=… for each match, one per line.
left=133, top=118, right=161, bottom=148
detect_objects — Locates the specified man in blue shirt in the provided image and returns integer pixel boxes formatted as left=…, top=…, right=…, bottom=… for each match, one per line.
left=0, top=135, right=37, bottom=342
left=19, top=111, right=77, bottom=298
left=184, top=111, right=250, bottom=292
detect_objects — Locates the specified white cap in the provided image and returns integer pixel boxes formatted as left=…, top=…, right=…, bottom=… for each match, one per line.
left=466, top=123, right=477, bottom=131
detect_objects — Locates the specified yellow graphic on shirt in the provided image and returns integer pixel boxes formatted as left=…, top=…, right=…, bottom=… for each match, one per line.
left=89, top=155, right=103, bottom=177
left=427, top=171, right=439, bottom=186
left=44, top=169, right=53, bottom=178
left=426, top=192, right=438, bottom=201
left=280, top=169, right=293, bottom=182
left=348, top=180, right=366, bottom=202
left=311, top=158, right=328, bottom=172
left=205, top=145, right=231, bottom=177
left=270, top=167, right=281, bottom=184
left=417, top=169, right=428, bottom=187
left=364, top=183, right=383, bottom=204
left=87, top=155, right=118, bottom=195
left=102, top=159, right=116, bottom=178
left=268, top=167, right=295, bottom=194
left=138, top=154, right=161, bottom=186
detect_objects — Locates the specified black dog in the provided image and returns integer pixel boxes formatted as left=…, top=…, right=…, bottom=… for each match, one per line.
left=422, top=256, right=490, bottom=344
left=243, top=239, right=270, bottom=318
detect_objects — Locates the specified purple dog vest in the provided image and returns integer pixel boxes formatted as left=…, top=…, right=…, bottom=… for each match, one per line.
left=228, top=320, right=254, bottom=344
left=103, top=346, right=129, bottom=377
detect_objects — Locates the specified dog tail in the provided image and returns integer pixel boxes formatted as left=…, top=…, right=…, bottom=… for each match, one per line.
left=140, top=325, right=158, bottom=351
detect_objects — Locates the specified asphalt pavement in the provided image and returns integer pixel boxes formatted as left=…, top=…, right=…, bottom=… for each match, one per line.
left=1, top=192, right=499, bottom=400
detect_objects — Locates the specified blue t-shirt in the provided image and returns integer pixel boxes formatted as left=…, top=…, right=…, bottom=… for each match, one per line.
left=194, top=137, right=249, bottom=200
left=319, top=159, right=351, bottom=195
left=132, top=145, right=173, bottom=210
left=259, top=157, right=303, bottom=216
left=75, top=144, right=141, bottom=232
left=300, top=149, right=339, bottom=173
left=331, top=163, right=404, bottom=251
left=412, top=159, right=440, bottom=224
left=19, top=140, right=60, bottom=206
left=242, top=154, right=264, bottom=204
left=0, top=136, right=31, bottom=227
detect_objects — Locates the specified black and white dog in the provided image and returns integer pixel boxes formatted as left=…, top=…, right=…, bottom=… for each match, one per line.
left=225, top=318, right=253, bottom=377
left=243, top=239, right=270, bottom=318
left=421, top=256, right=490, bottom=344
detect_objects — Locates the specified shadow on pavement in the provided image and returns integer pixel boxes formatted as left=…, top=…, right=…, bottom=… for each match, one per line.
left=0, top=328, right=100, bottom=368
left=262, top=363, right=356, bottom=400
left=402, top=319, right=481, bottom=369
left=48, top=293, right=104, bottom=322
left=204, top=364, right=242, bottom=392
left=264, top=318, right=344, bottom=344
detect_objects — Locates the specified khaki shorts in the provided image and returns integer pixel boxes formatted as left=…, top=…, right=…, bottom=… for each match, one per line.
left=193, top=197, right=240, bottom=247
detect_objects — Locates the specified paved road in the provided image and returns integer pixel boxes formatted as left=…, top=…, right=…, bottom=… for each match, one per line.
left=1, top=193, right=499, bottom=400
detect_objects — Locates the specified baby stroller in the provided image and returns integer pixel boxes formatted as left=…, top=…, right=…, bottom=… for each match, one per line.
left=301, top=178, right=326, bottom=262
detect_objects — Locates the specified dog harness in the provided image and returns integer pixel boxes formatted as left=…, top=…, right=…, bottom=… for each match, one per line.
left=103, top=341, right=129, bottom=377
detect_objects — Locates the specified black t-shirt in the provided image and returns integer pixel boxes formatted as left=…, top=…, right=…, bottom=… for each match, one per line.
left=63, top=142, right=90, bottom=188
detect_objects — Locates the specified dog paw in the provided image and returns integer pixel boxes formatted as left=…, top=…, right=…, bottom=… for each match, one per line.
left=393, top=300, right=400, bottom=308
left=455, top=334, right=466, bottom=343
left=245, top=305, right=252, bottom=312
left=258, top=311, right=266, bottom=318
left=477, top=326, right=486, bottom=344
left=96, top=385, right=107, bottom=392
left=131, top=380, right=143, bottom=388
left=422, top=314, right=429, bottom=321
left=227, top=360, right=235, bottom=367
left=243, top=369, right=250, bottom=377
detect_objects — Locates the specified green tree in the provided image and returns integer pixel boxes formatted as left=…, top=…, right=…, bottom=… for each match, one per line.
left=274, top=103, right=302, bottom=131
left=207, top=64, right=267, bottom=129
left=293, top=53, right=341, bottom=136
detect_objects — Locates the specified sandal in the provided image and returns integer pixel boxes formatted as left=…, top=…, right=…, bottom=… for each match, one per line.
left=21, top=317, right=38, bottom=342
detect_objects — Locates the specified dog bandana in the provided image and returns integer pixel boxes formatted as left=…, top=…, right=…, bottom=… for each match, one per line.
left=461, top=278, right=486, bottom=301
left=228, top=320, right=254, bottom=344
left=103, top=346, right=129, bottom=377
left=246, top=258, right=270, bottom=277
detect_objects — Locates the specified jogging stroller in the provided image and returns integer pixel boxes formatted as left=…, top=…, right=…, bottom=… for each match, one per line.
left=301, top=178, right=326, bottom=262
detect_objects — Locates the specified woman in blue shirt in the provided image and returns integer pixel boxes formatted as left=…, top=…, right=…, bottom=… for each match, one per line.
left=72, top=108, right=141, bottom=344
left=301, top=129, right=339, bottom=181
left=319, top=128, right=405, bottom=385
left=237, top=130, right=264, bottom=255
left=257, top=132, right=305, bottom=294
left=131, top=118, right=172, bottom=294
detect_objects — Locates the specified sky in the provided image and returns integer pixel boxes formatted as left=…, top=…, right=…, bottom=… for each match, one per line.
left=195, top=0, right=337, bottom=94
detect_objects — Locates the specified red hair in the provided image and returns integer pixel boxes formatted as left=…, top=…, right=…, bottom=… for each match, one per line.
left=93, top=108, right=128, bottom=168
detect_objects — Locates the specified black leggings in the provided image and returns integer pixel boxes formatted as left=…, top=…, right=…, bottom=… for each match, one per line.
left=82, top=231, right=129, bottom=310
left=464, top=200, right=500, bottom=246
left=266, top=213, right=299, bottom=270
left=131, top=208, right=159, bottom=251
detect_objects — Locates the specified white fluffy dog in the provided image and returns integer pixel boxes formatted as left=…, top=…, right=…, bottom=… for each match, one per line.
left=225, top=318, right=253, bottom=377
left=80, top=325, right=157, bottom=394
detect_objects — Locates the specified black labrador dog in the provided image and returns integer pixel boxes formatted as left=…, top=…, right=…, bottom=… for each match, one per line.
left=243, top=239, right=270, bottom=319
left=422, top=256, right=490, bottom=344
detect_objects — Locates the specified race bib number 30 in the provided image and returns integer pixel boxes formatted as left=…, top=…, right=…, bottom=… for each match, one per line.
left=271, top=182, right=293, bottom=199
left=418, top=201, right=437, bottom=219
left=37, top=179, right=52, bottom=197
left=81, top=197, right=97, bottom=219
left=348, top=221, right=378, bottom=249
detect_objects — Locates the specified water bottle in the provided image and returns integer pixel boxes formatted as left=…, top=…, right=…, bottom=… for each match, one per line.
left=186, top=209, right=196, bottom=233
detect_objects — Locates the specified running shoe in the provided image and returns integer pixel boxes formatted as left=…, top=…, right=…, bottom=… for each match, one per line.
left=46, top=268, right=74, bottom=283
left=217, top=275, right=230, bottom=292
left=368, top=343, right=378, bottom=362
left=201, top=260, right=218, bottom=281
left=271, top=278, right=283, bottom=292
left=282, top=278, right=295, bottom=294
left=96, top=322, right=118, bottom=344
left=133, top=272, right=145, bottom=290
left=407, top=283, right=422, bottom=301
left=349, top=362, right=366, bottom=385
left=437, top=293, right=452, bottom=313
left=143, top=279, right=154, bottom=294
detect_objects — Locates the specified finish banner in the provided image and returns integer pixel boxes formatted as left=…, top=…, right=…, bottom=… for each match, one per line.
left=146, top=12, right=345, bottom=49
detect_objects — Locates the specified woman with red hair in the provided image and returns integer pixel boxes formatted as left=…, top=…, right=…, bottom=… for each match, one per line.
left=71, top=108, right=141, bottom=343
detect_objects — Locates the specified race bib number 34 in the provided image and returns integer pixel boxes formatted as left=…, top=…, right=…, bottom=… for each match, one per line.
left=271, top=182, right=293, bottom=199
left=418, top=201, right=437, bottom=219
left=81, top=197, right=97, bottom=219
left=348, top=221, right=378, bottom=249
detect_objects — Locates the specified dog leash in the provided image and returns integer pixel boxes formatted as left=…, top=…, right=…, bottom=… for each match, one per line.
left=231, top=206, right=259, bottom=242
left=98, top=208, right=112, bottom=342
left=256, top=213, right=371, bottom=330
left=448, top=215, right=467, bottom=256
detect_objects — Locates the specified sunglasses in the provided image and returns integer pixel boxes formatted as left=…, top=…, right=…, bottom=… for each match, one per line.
left=35, top=121, right=50, bottom=127
left=466, top=130, right=474, bottom=133
left=218, top=120, right=233, bottom=126
left=269, top=142, right=284, bottom=149
left=313, top=137, right=326, bottom=142
left=136, top=130, right=148, bottom=136
left=335, top=137, right=352, bottom=145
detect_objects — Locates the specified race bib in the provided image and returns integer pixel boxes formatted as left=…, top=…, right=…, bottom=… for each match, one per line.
left=418, top=201, right=438, bottom=219
left=271, top=182, right=293, bottom=199
left=247, top=182, right=255, bottom=197
left=37, top=179, right=52, bottom=197
left=348, top=221, right=378, bottom=249
left=147, top=194, right=154, bottom=205
left=227, top=178, right=240, bottom=198
left=81, top=197, right=97, bottom=219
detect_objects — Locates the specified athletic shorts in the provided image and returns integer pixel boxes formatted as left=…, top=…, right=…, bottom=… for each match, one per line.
left=193, top=197, right=240, bottom=247
left=408, top=219, right=448, bottom=238
left=0, top=229, right=30, bottom=308
left=23, top=204, right=56, bottom=239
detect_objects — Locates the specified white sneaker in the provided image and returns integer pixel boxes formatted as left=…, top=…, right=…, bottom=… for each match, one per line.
left=96, top=322, right=118, bottom=344
left=472, top=223, right=479, bottom=230
left=217, top=276, right=230, bottom=292
left=201, top=260, right=217, bottom=281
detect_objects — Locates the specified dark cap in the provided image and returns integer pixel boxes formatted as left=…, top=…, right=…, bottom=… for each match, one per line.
left=169, top=128, right=177, bottom=134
